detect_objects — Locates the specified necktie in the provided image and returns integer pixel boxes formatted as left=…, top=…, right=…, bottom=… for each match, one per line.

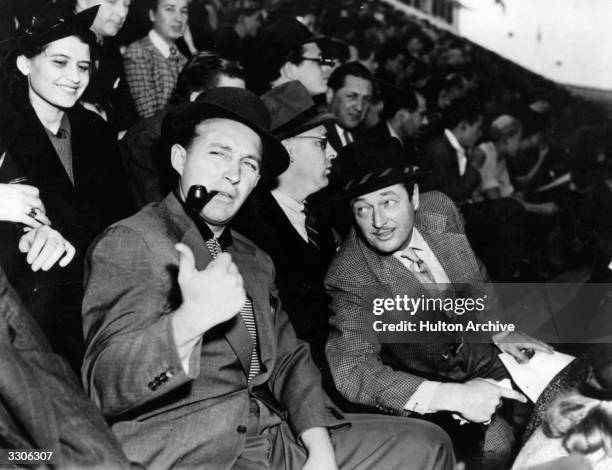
left=205, top=238, right=261, bottom=383
left=169, top=46, right=178, bottom=56
left=303, top=205, right=321, bottom=250
left=401, top=247, right=436, bottom=285
left=343, top=129, right=353, bottom=145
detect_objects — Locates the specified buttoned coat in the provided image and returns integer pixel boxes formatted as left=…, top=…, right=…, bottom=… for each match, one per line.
left=325, top=191, right=503, bottom=414
left=82, top=193, right=345, bottom=469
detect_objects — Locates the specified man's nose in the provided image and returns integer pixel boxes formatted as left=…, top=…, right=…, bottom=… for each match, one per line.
left=224, top=161, right=241, bottom=184
left=372, top=208, right=386, bottom=228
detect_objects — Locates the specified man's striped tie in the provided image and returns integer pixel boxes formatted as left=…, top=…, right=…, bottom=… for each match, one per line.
left=303, top=205, right=321, bottom=250
left=205, top=238, right=261, bottom=383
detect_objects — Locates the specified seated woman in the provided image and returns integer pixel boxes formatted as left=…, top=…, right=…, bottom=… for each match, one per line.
left=123, top=0, right=189, bottom=118
left=513, top=345, right=612, bottom=470
left=0, top=5, right=133, bottom=370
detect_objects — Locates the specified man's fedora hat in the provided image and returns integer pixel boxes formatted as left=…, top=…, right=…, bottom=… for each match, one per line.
left=18, top=5, right=99, bottom=52
left=162, top=87, right=290, bottom=177
left=262, top=81, right=335, bottom=140
left=334, top=137, right=425, bottom=201
left=580, top=344, right=612, bottom=400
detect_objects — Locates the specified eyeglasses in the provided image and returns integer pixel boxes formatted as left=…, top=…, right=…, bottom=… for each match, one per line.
left=300, top=57, right=336, bottom=68
left=292, top=136, right=329, bottom=151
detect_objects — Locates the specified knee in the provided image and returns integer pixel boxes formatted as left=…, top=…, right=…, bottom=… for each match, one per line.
left=394, top=419, right=455, bottom=469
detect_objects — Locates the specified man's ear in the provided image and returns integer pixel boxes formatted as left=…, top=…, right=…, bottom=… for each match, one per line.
left=279, top=62, right=296, bottom=81
left=148, top=9, right=156, bottom=23
left=15, top=55, right=30, bottom=77
left=326, top=88, right=334, bottom=106
left=412, top=183, right=420, bottom=211
left=170, top=144, right=187, bottom=176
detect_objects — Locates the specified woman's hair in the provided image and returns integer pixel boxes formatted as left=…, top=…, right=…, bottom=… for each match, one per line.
left=544, top=392, right=612, bottom=456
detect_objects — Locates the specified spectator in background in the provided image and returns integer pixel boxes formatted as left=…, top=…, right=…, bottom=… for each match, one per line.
left=124, top=0, right=189, bottom=119
left=353, top=41, right=379, bottom=74
left=374, top=39, right=405, bottom=86
left=0, top=6, right=133, bottom=369
left=75, top=0, right=135, bottom=133
left=326, top=62, right=373, bottom=150
left=246, top=17, right=334, bottom=95
left=121, top=52, right=245, bottom=208
left=365, top=85, right=427, bottom=163
left=211, top=2, right=262, bottom=64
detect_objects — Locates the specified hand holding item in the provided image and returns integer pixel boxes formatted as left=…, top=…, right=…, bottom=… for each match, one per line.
left=174, top=243, right=246, bottom=335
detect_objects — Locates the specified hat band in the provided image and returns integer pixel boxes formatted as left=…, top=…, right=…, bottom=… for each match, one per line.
left=273, top=106, right=320, bottom=138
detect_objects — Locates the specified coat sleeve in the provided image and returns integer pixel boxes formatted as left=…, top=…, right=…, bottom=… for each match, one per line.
left=261, top=252, right=348, bottom=437
left=324, top=256, right=427, bottom=414
left=81, top=225, right=196, bottom=418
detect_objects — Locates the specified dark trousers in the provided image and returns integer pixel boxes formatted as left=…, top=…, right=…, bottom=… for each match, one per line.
left=233, top=400, right=455, bottom=469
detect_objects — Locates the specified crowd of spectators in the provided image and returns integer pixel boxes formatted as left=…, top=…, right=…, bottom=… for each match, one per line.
left=0, top=0, right=611, bottom=468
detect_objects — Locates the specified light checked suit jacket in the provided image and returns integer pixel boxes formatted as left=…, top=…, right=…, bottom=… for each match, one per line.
left=325, top=191, right=503, bottom=415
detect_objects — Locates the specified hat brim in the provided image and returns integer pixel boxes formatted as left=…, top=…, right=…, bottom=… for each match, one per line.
left=165, top=102, right=290, bottom=177
left=333, top=167, right=427, bottom=203
left=275, top=113, right=336, bottom=140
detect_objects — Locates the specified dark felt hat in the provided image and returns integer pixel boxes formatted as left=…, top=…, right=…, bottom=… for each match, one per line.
left=334, top=137, right=425, bottom=200
left=262, top=81, right=335, bottom=140
left=19, top=5, right=98, bottom=52
left=255, top=17, right=328, bottom=77
left=580, top=344, right=612, bottom=400
left=162, top=87, right=289, bottom=177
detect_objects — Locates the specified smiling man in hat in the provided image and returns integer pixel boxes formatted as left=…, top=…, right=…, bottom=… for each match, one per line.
left=81, top=88, right=454, bottom=469
left=325, top=138, right=552, bottom=469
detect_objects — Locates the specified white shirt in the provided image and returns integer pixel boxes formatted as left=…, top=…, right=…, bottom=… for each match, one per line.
left=271, top=189, right=308, bottom=242
left=148, top=29, right=174, bottom=58
left=444, top=128, right=467, bottom=176
left=336, top=124, right=353, bottom=147
left=393, top=228, right=450, bottom=414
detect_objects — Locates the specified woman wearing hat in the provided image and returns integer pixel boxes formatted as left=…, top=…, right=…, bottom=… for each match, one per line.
left=0, top=5, right=133, bottom=370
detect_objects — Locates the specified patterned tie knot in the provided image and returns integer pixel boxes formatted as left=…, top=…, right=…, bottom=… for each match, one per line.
left=205, top=238, right=222, bottom=258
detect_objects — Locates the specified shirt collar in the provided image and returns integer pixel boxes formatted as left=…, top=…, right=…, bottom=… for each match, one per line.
left=148, top=29, right=172, bottom=58
left=386, top=120, right=401, bottom=141
left=407, top=227, right=426, bottom=252
left=444, top=128, right=464, bottom=155
left=271, top=189, right=305, bottom=213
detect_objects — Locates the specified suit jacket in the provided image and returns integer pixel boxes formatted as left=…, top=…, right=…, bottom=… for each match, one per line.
left=82, top=192, right=346, bottom=469
left=325, top=191, right=502, bottom=414
left=362, top=120, right=420, bottom=165
left=419, top=132, right=481, bottom=203
left=233, top=189, right=338, bottom=360
left=0, top=96, right=134, bottom=368
left=0, top=265, right=134, bottom=469
left=124, top=35, right=187, bottom=119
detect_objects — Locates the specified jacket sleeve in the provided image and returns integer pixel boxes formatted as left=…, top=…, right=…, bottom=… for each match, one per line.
left=81, top=225, right=196, bottom=418
left=262, top=252, right=348, bottom=437
left=325, top=257, right=428, bottom=414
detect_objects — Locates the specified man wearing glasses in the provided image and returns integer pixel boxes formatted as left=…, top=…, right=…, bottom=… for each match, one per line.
left=326, top=62, right=374, bottom=151
left=234, top=81, right=339, bottom=374
left=247, top=17, right=335, bottom=96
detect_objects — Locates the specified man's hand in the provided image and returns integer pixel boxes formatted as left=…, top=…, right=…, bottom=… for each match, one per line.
left=301, top=427, right=337, bottom=470
left=173, top=243, right=246, bottom=344
left=468, top=147, right=486, bottom=169
left=18, top=226, right=75, bottom=271
left=493, top=331, right=553, bottom=363
left=432, top=379, right=527, bottom=423
left=0, top=183, right=50, bottom=227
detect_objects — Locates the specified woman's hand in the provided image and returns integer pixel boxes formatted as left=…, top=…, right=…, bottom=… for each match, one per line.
left=0, top=183, right=50, bottom=227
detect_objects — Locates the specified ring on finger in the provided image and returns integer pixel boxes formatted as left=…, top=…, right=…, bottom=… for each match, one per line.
left=28, top=207, right=38, bottom=219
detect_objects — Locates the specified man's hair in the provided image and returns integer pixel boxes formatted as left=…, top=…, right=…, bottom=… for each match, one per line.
left=380, top=87, right=419, bottom=119
left=354, top=40, right=376, bottom=61
left=328, top=61, right=373, bottom=92
left=148, top=0, right=162, bottom=12
left=442, top=97, right=482, bottom=130
left=377, top=39, right=404, bottom=65
left=489, top=115, right=522, bottom=143
left=171, top=52, right=244, bottom=104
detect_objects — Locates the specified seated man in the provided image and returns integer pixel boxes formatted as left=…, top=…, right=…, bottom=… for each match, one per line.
left=81, top=88, right=454, bottom=469
left=325, top=138, right=551, bottom=469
